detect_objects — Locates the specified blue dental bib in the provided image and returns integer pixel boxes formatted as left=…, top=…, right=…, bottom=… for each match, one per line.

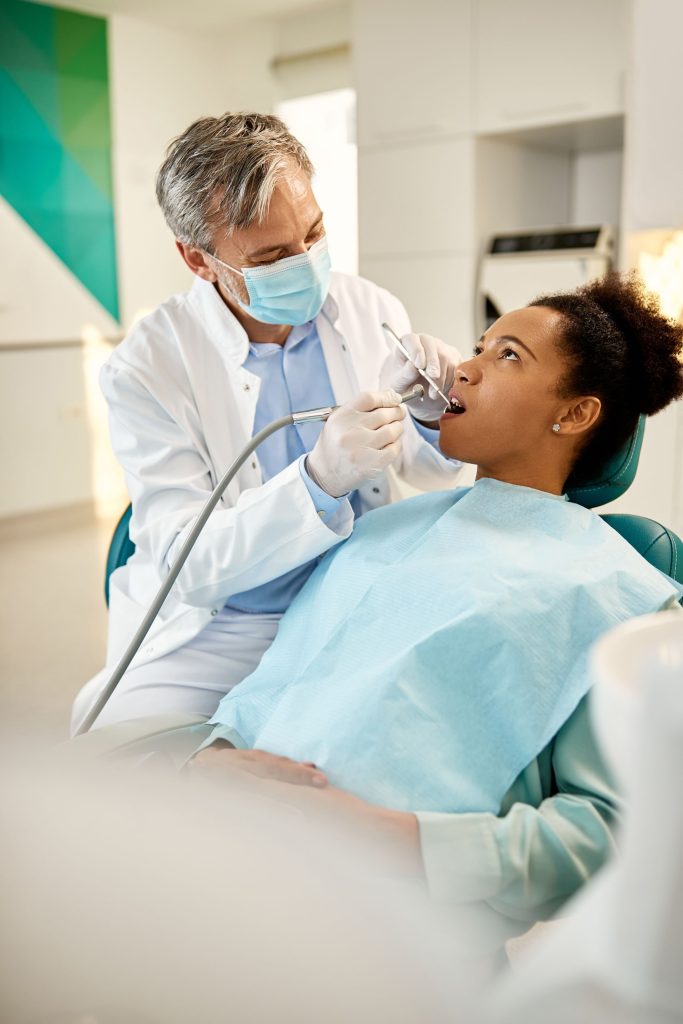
left=210, top=479, right=681, bottom=813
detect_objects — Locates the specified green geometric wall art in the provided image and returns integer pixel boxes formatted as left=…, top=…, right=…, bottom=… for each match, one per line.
left=0, top=0, right=119, bottom=321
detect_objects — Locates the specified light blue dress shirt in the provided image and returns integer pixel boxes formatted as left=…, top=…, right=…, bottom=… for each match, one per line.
left=226, top=320, right=441, bottom=614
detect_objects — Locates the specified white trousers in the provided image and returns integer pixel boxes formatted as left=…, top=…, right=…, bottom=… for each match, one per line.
left=71, top=608, right=282, bottom=735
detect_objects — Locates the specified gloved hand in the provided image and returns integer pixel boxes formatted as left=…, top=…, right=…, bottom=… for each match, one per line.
left=385, top=332, right=463, bottom=422
left=306, top=390, right=406, bottom=498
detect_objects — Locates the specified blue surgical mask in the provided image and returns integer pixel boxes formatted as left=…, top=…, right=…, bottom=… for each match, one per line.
left=212, top=236, right=332, bottom=326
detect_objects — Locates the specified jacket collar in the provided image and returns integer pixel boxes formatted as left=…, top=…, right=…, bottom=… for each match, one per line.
left=187, top=275, right=342, bottom=367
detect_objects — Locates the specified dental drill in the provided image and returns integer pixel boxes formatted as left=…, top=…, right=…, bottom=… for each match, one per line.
left=75, top=383, right=425, bottom=735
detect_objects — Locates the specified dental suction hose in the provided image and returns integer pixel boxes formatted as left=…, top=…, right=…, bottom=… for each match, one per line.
left=75, top=383, right=425, bottom=735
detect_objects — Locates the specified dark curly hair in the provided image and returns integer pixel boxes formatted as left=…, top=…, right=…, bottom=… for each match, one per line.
left=529, top=271, right=683, bottom=480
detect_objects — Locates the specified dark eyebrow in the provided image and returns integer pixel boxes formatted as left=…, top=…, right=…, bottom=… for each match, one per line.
left=249, top=214, right=324, bottom=259
left=477, top=333, right=537, bottom=361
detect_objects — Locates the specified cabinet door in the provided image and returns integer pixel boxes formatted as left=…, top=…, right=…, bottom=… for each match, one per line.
left=358, top=136, right=475, bottom=257
left=353, top=0, right=472, bottom=146
left=475, top=0, right=628, bottom=132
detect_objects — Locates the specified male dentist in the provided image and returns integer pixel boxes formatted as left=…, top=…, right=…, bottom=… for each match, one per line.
left=71, top=112, right=464, bottom=732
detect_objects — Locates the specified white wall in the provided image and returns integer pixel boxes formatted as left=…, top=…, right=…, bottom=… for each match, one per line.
left=1, top=12, right=278, bottom=518
left=110, top=15, right=277, bottom=329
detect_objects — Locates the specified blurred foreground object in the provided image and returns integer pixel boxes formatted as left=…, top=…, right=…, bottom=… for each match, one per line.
left=1, top=738, right=486, bottom=1023
left=485, top=610, right=683, bottom=1023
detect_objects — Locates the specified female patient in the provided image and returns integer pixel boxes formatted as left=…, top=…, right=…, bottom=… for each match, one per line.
left=193, top=273, right=683, bottom=928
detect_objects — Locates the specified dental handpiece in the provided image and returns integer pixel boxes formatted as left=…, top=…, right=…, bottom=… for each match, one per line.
left=291, top=382, right=425, bottom=424
left=75, top=383, right=426, bottom=734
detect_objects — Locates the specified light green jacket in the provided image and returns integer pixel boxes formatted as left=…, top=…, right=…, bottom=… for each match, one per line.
left=417, top=693, right=620, bottom=949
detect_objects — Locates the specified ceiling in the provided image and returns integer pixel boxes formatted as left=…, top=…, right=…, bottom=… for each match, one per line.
left=28, top=0, right=337, bottom=33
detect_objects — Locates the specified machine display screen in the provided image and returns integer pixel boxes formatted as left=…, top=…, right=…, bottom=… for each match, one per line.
left=491, top=229, right=601, bottom=254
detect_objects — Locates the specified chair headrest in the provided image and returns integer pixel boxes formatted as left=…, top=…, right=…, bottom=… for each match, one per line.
left=565, top=416, right=645, bottom=509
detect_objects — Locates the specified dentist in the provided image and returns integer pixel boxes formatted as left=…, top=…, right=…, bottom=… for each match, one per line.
left=71, top=112, right=464, bottom=732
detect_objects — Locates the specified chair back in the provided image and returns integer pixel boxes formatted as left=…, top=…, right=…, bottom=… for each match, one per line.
left=105, top=504, right=134, bottom=606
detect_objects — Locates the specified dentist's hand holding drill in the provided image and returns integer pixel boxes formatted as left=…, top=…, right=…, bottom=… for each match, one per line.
left=306, top=390, right=408, bottom=497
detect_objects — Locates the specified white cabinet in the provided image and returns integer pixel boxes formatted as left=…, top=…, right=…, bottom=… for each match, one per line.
left=623, top=0, right=683, bottom=231
left=475, top=0, right=628, bottom=133
left=353, top=0, right=472, bottom=146
left=358, top=137, right=475, bottom=256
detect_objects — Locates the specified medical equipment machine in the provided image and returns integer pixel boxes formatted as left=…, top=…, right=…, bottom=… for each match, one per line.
left=477, top=225, right=615, bottom=336
left=381, top=322, right=453, bottom=410
left=75, top=383, right=425, bottom=735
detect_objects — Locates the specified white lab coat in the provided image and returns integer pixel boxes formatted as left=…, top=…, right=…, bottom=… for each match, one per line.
left=91, top=272, right=465, bottom=704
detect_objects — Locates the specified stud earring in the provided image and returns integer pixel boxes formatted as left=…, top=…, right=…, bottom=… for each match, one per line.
left=552, top=423, right=561, bottom=433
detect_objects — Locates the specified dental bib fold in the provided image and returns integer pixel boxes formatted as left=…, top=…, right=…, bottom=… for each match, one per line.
left=209, top=478, right=682, bottom=813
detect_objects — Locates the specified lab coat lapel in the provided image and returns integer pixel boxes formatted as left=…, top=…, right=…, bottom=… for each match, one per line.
left=317, top=291, right=360, bottom=406
left=185, top=277, right=261, bottom=495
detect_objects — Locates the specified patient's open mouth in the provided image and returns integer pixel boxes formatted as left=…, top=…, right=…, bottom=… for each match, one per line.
left=447, top=395, right=466, bottom=414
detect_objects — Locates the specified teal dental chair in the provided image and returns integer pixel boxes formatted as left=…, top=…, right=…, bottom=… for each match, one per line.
left=565, top=416, right=682, bottom=589
left=104, top=416, right=683, bottom=605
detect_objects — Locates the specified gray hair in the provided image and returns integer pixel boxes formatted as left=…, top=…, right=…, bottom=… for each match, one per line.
left=155, top=112, right=314, bottom=251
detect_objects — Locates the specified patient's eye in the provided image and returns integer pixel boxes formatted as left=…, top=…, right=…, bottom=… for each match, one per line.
left=473, top=345, right=483, bottom=356
left=501, top=347, right=520, bottom=361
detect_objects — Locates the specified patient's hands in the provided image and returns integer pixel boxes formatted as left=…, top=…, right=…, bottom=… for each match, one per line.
left=188, top=742, right=328, bottom=788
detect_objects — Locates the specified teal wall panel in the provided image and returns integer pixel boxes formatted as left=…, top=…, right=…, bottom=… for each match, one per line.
left=0, top=0, right=119, bottom=320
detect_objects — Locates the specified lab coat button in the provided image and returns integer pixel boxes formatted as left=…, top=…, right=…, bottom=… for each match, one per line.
left=318, top=510, right=326, bottom=519
left=243, top=383, right=251, bottom=392
left=210, top=609, right=218, bottom=616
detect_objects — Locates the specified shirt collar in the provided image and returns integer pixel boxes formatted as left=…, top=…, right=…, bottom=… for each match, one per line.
left=248, top=320, right=316, bottom=359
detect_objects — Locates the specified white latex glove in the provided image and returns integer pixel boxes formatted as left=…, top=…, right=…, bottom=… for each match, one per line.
left=306, top=390, right=406, bottom=498
left=386, top=332, right=462, bottom=422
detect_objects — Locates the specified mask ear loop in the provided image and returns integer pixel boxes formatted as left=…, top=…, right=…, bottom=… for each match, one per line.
left=206, top=251, right=244, bottom=277
left=205, top=251, right=251, bottom=309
